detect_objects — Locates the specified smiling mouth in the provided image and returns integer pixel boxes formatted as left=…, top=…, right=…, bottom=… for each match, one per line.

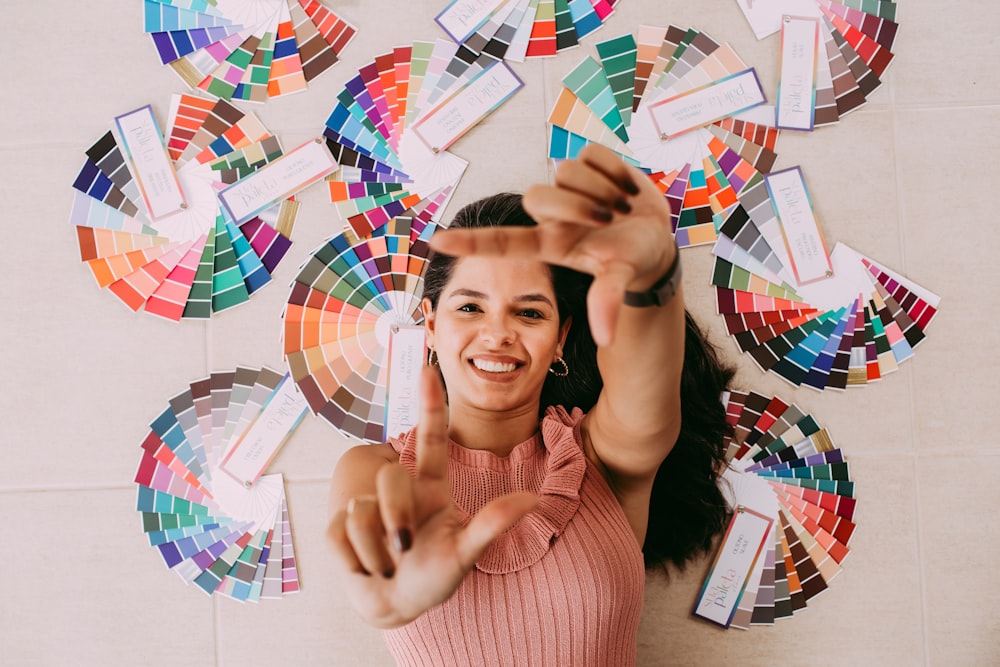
left=470, top=359, right=520, bottom=373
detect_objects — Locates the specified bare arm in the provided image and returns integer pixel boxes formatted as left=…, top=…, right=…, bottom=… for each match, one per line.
left=432, top=144, right=684, bottom=543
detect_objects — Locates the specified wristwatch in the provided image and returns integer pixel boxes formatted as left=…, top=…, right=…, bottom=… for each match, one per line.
left=623, top=240, right=682, bottom=308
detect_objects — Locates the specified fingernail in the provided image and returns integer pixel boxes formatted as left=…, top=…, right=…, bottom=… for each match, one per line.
left=622, top=179, right=639, bottom=195
left=382, top=568, right=395, bottom=579
left=395, top=528, right=413, bottom=552
left=613, top=198, right=632, bottom=214
left=592, top=206, right=613, bottom=223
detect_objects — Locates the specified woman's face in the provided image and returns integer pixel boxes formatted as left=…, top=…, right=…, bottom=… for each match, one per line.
left=423, top=256, right=570, bottom=417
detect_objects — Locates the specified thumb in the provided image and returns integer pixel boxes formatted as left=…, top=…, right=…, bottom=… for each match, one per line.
left=456, top=492, right=538, bottom=569
left=587, top=263, right=633, bottom=347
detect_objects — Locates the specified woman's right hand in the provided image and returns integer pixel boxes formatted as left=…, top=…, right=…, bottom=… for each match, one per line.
left=326, top=367, right=538, bottom=629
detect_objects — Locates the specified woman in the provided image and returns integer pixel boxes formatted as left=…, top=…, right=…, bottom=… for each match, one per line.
left=327, top=145, right=733, bottom=665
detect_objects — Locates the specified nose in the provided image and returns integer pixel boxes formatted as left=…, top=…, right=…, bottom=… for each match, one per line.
left=479, top=311, right=515, bottom=347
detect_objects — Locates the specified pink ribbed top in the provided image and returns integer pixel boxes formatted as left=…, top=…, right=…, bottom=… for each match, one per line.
left=384, top=407, right=645, bottom=666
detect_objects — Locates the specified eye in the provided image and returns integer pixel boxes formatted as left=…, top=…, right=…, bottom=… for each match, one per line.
left=457, top=303, right=481, bottom=313
left=519, top=309, right=544, bottom=320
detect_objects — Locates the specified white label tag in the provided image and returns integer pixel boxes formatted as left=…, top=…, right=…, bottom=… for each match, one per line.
left=776, top=16, right=820, bottom=131
left=411, top=61, right=524, bottom=153
left=435, top=0, right=508, bottom=43
left=114, top=105, right=187, bottom=220
left=647, top=68, right=766, bottom=140
left=217, top=138, right=338, bottom=223
left=384, top=325, right=426, bottom=441
left=764, top=166, right=833, bottom=285
left=693, top=506, right=773, bottom=627
left=219, top=374, right=309, bottom=487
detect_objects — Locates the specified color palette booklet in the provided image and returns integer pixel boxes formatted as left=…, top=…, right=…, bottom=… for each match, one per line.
left=735, top=0, right=899, bottom=128
left=547, top=24, right=780, bottom=249
left=710, top=165, right=939, bottom=391
left=695, top=390, right=857, bottom=629
left=144, top=0, right=356, bottom=102
left=134, top=367, right=309, bottom=600
left=320, top=39, right=524, bottom=236
left=282, top=208, right=439, bottom=444
left=71, top=96, right=338, bottom=320
left=435, top=0, right=620, bottom=61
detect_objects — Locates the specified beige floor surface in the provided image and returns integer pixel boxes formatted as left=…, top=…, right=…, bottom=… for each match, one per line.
left=1, top=1, right=997, bottom=665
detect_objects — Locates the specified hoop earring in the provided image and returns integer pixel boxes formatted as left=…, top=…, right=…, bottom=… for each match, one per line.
left=428, top=349, right=438, bottom=366
left=548, top=357, right=569, bottom=377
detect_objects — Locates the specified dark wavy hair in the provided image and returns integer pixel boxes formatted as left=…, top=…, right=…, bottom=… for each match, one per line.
left=422, top=193, right=734, bottom=570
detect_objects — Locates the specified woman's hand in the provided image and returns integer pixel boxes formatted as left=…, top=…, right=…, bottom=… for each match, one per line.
left=429, top=144, right=676, bottom=346
left=327, top=367, right=538, bottom=629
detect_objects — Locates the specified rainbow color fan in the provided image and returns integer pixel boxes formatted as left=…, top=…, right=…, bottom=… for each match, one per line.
left=735, top=0, right=898, bottom=127
left=283, top=207, right=441, bottom=442
left=435, top=0, right=620, bottom=61
left=134, top=367, right=309, bottom=600
left=71, top=96, right=335, bottom=320
left=711, top=166, right=939, bottom=390
left=547, top=25, right=781, bottom=248
left=144, top=0, right=356, bottom=102
left=695, top=390, right=857, bottom=629
left=321, top=41, right=523, bottom=236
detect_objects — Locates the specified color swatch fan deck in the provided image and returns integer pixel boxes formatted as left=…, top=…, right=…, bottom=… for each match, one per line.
left=695, top=391, right=857, bottom=629
left=436, top=0, right=620, bottom=61
left=134, top=367, right=309, bottom=600
left=547, top=25, right=780, bottom=249
left=737, top=0, right=898, bottom=128
left=322, top=41, right=523, bottom=236
left=70, top=97, right=327, bottom=320
left=283, top=212, right=439, bottom=443
left=711, top=167, right=939, bottom=391
left=144, top=0, right=356, bottom=102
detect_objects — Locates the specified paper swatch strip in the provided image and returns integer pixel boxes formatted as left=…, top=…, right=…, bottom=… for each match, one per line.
left=70, top=96, right=328, bottom=320
left=436, top=0, right=619, bottom=61
left=711, top=163, right=940, bottom=391
left=734, top=0, right=899, bottom=129
left=282, top=210, right=440, bottom=443
left=320, top=40, right=523, bottom=234
left=546, top=25, right=782, bottom=249
left=694, top=390, right=857, bottom=629
left=144, top=0, right=357, bottom=103
left=133, top=367, right=303, bottom=601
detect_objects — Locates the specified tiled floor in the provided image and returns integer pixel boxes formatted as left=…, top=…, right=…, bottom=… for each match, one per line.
left=1, top=1, right=997, bottom=665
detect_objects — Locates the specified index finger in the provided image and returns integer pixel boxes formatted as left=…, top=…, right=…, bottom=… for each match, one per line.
left=576, top=144, right=641, bottom=196
left=415, top=365, right=449, bottom=482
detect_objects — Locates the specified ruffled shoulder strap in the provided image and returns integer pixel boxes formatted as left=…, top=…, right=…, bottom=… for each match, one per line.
left=393, top=407, right=589, bottom=574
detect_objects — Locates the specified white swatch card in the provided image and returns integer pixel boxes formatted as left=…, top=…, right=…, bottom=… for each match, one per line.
left=217, top=138, right=339, bottom=223
left=411, top=61, right=524, bottom=153
left=764, top=166, right=833, bottom=286
left=693, top=505, right=774, bottom=627
left=384, top=325, right=426, bottom=441
left=647, top=69, right=766, bottom=140
left=776, top=16, right=820, bottom=131
left=219, top=374, right=309, bottom=487
left=436, top=0, right=509, bottom=43
left=114, top=105, right=187, bottom=221
left=733, top=0, right=822, bottom=40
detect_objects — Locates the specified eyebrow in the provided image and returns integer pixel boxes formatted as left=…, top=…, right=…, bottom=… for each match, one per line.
left=447, top=288, right=555, bottom=307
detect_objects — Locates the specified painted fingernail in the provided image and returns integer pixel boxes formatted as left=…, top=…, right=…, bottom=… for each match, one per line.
left=592, top=206, right=613, bottom=223
left=613, top=198, right=632, bottom=214
left=395, top=528, right=413, bottom=552
left=622, top=178, right=639, bottom=195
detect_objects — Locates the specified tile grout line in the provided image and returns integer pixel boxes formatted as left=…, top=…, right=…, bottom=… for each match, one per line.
left=889, top=74, right=932, bottom=667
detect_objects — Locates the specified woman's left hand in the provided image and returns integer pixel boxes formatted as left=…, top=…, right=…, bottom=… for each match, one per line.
left=429, top=144, right=676, bottom=346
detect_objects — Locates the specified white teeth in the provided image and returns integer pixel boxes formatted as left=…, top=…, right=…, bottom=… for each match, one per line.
left=472, top=359, right=517, bottom=373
